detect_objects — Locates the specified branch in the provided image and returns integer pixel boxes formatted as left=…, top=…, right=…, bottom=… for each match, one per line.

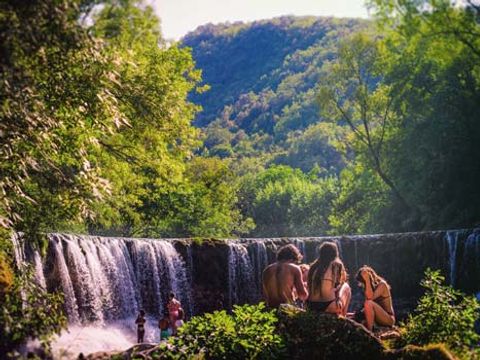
left=332, top=97, right=369, bottom=146
left=99, top=140, right=140, bottom=165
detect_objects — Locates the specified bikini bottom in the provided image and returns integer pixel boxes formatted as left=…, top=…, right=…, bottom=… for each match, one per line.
left=306, top=299, right=336, bottom=312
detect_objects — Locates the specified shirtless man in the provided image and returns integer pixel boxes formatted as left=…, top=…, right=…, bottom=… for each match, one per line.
left=262, top=244, right=308, bottom=308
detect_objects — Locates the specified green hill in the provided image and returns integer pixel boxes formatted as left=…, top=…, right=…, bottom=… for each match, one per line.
left=182, top=16, right=368, bottom=173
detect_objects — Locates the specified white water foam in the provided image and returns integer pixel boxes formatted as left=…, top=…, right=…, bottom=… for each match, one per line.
left=51, top=315, right=166, bottom=359
left=52, top=324, right=134, bottom=359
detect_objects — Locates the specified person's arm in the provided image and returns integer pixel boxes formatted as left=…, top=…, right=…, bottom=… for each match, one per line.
left=293, top=265, right=308, bottom=301
left=362, top=271, right=374, bottom=300
left=372, top=282, right=386, bottom=299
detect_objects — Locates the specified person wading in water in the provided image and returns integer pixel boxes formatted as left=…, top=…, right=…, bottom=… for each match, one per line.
left=262, top=244, right=308, bottom=308
left=135, top=309, right=146, bottom=343
left=167, top=292, right=182, bottom=335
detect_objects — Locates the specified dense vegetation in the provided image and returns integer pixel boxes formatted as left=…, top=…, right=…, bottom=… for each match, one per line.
left=400, top=269, right=480, bottom=357
left=1, top=0, right=480, bottom=354
left=184, top=1, right=480, bottom=236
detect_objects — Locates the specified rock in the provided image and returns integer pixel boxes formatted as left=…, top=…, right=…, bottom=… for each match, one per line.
left=84, top=350, right=122, bottom=360
left=375, top=326, right=401, bottom=341
left=83, top=343, right=179, bottom=360
left=277, top=305, right=386, bottom=360
left=386, top=344, right=457, bottom=360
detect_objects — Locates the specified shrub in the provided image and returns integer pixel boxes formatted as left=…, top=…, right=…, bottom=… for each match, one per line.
left=0, top=266, right=67, bottom=356
left=162, top=303, right=285, bottom=359
left=401, top=269, right=480, bottom=355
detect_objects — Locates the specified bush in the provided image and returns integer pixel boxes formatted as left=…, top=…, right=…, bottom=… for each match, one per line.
left=162, top=303, right=285, bottom=359
left=401, top=269, right=480, bottom=355
left=0, top=266, right=67, bottom=356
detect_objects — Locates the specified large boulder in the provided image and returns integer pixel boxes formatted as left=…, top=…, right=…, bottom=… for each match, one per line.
left=386, top=344, right=457, bottom=360
left=277, top=306, right=386, bottom=360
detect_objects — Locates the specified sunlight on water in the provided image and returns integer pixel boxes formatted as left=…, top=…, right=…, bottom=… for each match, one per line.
left=51, top=317, right=162, bottom=359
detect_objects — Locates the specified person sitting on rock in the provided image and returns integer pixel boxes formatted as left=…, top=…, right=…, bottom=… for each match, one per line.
left=306, top=241, right=351, bottom=316
left=135, top=309, right=146, bottom=343
left=167, top=292, right=182, bottom=335
left=262, top=244, right=308, bottom=308
left=356, top=265, right=395, bottom=331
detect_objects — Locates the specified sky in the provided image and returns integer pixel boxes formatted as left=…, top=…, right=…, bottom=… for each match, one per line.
left=152, top=0, right=369, bottom=40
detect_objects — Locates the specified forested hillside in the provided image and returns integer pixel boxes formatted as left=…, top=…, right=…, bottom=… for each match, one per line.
left=183, top=8, right=480, bottom=236
left=183, top=16, right=367, bottom=176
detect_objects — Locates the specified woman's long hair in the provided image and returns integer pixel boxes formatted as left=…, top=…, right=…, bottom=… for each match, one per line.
left=308, top=241, right=341, bottom=296
left=355, top=265, right=389, bottom=290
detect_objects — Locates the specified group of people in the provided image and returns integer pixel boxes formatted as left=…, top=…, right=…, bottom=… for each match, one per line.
left=262, top=242, right=395, bottom=331
left=135, top=241, right=394, bottom=344
left=135, top=292, right=185, bottom=343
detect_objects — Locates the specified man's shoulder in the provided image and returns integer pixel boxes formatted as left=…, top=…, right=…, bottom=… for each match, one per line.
left=285, top=262, right=301, bottom=269
left=263, top=263, right=276, bottom=273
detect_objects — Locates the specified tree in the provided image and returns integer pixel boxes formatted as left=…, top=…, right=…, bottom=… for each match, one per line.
left=87, top=0, right=205, bottom=235
left=318, top=33, right=412, bottom=216
left=239, top=165, right=338, bottom=236
left=0, top=0, right=125, bottom=239
left=366, top=0, right=480, bottom=229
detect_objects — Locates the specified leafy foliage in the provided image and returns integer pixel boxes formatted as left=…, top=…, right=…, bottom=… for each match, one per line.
left=401, top=269, right=480, bottom=355
left=238, top=165, right=338, bottom=236
left=158, top=303, right=284, bottom=360
left=187, top=2, right=480, bottom=236
left=0, top=0, right=124, bottom=238
left=0, top=267, right=67, bottom=355
left=184, top=16, right=367, bottom=179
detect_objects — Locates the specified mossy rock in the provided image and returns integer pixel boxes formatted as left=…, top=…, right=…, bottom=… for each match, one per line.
left=386, top=344, right=457, bottom=360
left=277, top=305, right=386, bottom=360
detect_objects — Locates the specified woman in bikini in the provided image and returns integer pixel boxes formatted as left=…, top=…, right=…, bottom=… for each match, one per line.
left=307, top=241, right=351, bottom=316
left=356, top=266, right=395, bottom=331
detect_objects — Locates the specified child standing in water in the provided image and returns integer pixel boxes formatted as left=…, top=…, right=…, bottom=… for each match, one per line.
left=159, top=315, right=170, bottom=341
left=135, top=310, right=146, bottom=343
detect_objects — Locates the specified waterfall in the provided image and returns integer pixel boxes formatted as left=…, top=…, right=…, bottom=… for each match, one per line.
left=11, top=230, right=480, bottom=345
left=463, top=230, right=480, bottom=275
left=12, top=229, right=480, bottom=358
left=460, top=229, right=480, bottom=293
left=11, top=232, right=46, bottom=287
left=447, top=231, right=460, bottom=286
left=227, top=242, right=256, bottom=307
left=247, top=240, right=269, bottom=302
left=292, top=238, right=306, bottom=258
left=14, top=233, right=193, bottom=326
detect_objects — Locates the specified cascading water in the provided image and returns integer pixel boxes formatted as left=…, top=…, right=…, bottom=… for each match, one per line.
left=13, top=233, right=194, bottom=357
left=227, top=242, right=256, bottom=307
left=246, top=240, right=269, bottom=302
left=292, top=238, right=306, bottom=258
left=447, top=230, right=460, bottom=286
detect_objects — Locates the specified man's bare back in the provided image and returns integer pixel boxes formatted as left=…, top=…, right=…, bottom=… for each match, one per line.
left=262, top=261, right=308, bottom=308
